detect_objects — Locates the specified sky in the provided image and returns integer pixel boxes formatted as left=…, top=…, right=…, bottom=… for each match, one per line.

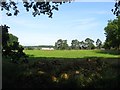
left=0, top=1, right=116, bottom=46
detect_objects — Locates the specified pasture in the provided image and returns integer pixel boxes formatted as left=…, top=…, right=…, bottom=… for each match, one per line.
left=24, top=50, right=120, bottom=58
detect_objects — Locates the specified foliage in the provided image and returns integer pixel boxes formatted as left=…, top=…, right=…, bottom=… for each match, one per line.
left=3, top=56, right=120, bottom=88
left=54, top=38, right=99, bottom=50
left=1, top=25, right=9, bottom=50
left=112, top=0, right=120, bottom=16
left=1, top=25, right=28, bottom=63
left=71, top=39, right=80, bottom=50
left=8, top=33, right=18, bottom=46
left=0, top=0, right=119, bottom=17
left=24, top=46, right=35, bottom=50
left=79, top=41, right=86, bottom=49
left=70, top=38, right=95, bottom=50
left=96, top=39, right=102, bottom=49
left=24, top=45, right=54, bottom=50
left=55, top=39, right=69, bottom=50
left=0, top=0, right=72, bottom=18
left=85, top=38, right=95, bottom=49
left=104, top=16, right=120, bottom=50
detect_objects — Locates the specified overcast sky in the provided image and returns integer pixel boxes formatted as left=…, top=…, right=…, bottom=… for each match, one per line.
left=1, top=1, right=116, bottom=46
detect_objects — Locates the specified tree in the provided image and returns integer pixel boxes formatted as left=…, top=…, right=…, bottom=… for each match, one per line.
left=71, top=39, right=80, bottom=50
left=1, top=0, right=119, bottom=18
left=112, top=0, right=120, bottom=16
left=85, top=38, right=95, bottom=49
left=55, top=39, right=62, bottom=50
left=55, top=39, right=68, bottom=50
left=62, top=40, right=69, bottom=50
left=1, top=25, right=28, bottom=63
left=104, top=16, right=120, bottom=50
left=96, top=39, right=102, bottom=49
left=0, top=0, right=72, bottom=18
left=79, top=41, right=87, bottom=49
left=8, top=33, right=18, bottom=46
left=1, top=25, right=10, bottom=51
left=103, top=42, right=111, bottom=50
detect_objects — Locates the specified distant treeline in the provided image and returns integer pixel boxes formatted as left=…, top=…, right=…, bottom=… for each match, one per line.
left=24, top=45, right=54, bottom=50
left=24, top=38, right=103, bottom=50
left=55, top=38, right=103, bottom=50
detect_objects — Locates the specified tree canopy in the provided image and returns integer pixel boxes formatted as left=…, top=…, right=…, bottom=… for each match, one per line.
left=104, top=16, right=120, bottom=50
left=1, top=25, right=28, bottom=63
left=0, top=0, right=72, bottom=18
left=96, top=39, right=102, bottom=49
left=71, top=39, right=79, bottom=50
left=85, top=38, right=95, bottom=49
left=55, top=39, right=69, bottom=50
left=0, top=0, right=120, bottom=18
left=54, top=38, right=101, bottom=50
left=112, top=0, right=120, bottom=16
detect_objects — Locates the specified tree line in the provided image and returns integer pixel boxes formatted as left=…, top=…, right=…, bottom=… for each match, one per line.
left=24, top=38, right=102, bottom=50
left=24, top=45, right=54, bottom=50
left=55, top=38, right=102, bottom=50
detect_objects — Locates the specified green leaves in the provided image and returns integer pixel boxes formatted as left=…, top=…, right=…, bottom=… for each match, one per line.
left=1, top=25, right=28, bottom=63
left=104, top=16, right=120, bottom=50
left=96, top=39, right=102, bottom=49
left=55, top=39, right=69, bottom=50
left=0, top=0, right=71, bottom=18
left=112, top=1, right=120, bottom=16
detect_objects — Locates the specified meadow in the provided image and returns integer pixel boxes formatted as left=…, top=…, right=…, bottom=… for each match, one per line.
left=24, top=50, right=120, bottom=58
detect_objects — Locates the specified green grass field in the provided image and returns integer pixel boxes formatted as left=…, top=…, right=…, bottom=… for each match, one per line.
left=24, top=50, right=120, bottom=58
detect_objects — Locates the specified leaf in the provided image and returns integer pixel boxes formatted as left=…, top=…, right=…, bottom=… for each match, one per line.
left=6, top=13, right=12, bottom=16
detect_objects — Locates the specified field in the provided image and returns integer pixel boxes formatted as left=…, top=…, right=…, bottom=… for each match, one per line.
left=3, top=50, right=120, bottom=88
left=24, top=50, right=120, bottom=58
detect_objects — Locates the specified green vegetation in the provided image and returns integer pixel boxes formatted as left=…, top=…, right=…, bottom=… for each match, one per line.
left=55, top=38, right=100, bottom=50
left=1, top=25, right=28, bottom=63
left=1, top=1, right=120, bottom=88
left=104, top=16, right=120, bottom=50
left=2, top=27, right=120, bottom=89
left=1, top=1, right=120, bottom=17
left=0, top=0, right=71, bottom=17
left=24, top=50, right=120, bottom=58
left=3, top=56, right=120, bottom=88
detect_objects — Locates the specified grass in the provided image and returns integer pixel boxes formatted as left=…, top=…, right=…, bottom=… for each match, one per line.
left=24, top=50, right=120, bottom=58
